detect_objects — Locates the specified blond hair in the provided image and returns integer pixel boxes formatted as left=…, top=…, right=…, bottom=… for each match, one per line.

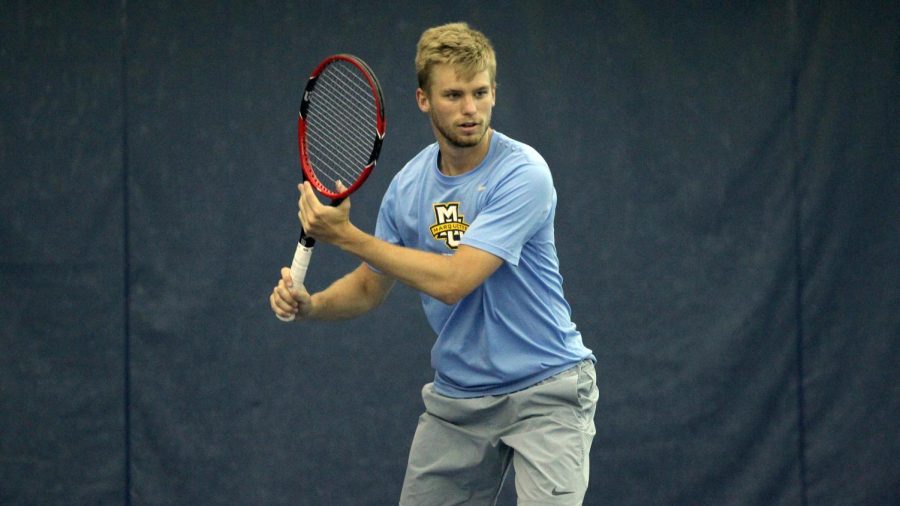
left=415, top=22, right=497, bottom=92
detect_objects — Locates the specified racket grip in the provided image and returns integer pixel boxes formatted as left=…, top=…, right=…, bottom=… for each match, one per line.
left=276, top=240, right=315, bottom=322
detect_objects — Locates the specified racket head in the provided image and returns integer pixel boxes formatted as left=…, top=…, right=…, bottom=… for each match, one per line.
left=298, top=54, right=386, bottom=200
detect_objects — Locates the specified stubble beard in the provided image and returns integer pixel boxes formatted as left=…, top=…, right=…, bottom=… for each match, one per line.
left=431, top=110, right=490, bottom=149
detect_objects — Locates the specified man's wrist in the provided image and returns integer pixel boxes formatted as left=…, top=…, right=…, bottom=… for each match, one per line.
left=335, top=224, right=369, bottom=255
left=303, top=293, right=322, bottom=320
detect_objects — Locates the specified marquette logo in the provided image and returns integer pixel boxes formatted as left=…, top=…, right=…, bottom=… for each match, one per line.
left=430, top=202, right=469, bottom=249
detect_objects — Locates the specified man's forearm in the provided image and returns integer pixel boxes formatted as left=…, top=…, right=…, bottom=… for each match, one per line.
left=308, top=264, right=391, bottom=320
left=333, top=224, right=501, bottom=305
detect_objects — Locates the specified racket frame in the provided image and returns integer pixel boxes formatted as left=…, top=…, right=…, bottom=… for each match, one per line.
left=298, top=54, right=386, bottom=201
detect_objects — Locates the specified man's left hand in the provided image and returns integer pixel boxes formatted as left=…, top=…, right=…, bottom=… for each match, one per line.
left=297, top=180, right=352, bottom=244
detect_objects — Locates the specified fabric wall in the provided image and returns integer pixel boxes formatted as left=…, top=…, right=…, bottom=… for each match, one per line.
left=1, top=3, right=126, bottom=504
left=796, top=3, right=899, bottom=504
left=1, top=1, right=897, bottom=504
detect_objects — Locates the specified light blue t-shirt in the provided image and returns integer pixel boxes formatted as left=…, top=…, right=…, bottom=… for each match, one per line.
left=374, top=131, right=594, bottom=398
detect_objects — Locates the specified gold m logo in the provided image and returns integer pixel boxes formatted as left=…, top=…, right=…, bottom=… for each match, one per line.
left=430, top=202, right=469, bottom=249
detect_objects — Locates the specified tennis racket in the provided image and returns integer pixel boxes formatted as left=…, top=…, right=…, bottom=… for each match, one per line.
left=277, top=54, right=386, bottom=322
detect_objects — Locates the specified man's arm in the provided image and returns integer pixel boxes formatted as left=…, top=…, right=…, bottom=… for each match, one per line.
left=270, top=262, right=394, bottom=321
left=340, top=232, right=501, bottom=305
left=298, top=182, right=503, bottom=305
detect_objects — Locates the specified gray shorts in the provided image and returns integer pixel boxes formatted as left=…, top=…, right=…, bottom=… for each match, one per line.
left=399, top=360, right=599, bottom=505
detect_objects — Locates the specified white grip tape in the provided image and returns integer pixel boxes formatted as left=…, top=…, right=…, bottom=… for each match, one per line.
left=290, top=241, right=314, bottom=286
left=276, top=242, right=314, bottom=322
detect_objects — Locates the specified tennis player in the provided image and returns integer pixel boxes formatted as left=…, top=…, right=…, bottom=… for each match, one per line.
left=270, top=22, right=598, bottom=505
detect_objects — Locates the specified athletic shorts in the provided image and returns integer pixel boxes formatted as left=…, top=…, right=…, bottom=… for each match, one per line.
left=399, top=359, right=598, bottom=505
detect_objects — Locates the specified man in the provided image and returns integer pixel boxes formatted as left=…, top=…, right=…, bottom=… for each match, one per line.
left=270, top=22, right=598, bottom=505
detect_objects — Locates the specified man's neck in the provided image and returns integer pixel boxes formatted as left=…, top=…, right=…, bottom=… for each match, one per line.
left=437, top=129, right=493, bottom=176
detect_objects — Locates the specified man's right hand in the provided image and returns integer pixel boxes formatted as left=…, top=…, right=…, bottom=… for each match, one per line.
left=270, top=267, right=314, bottom=321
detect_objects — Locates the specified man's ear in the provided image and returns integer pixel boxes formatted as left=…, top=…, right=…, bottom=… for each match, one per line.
left=416, top=87, right=430, bottom=113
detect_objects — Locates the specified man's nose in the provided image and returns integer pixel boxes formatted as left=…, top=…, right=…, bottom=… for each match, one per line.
left=461, top=95, right=477, bottom=114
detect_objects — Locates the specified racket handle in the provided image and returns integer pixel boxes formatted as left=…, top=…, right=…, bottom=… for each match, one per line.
left=276, top=239, right=315, bottom=322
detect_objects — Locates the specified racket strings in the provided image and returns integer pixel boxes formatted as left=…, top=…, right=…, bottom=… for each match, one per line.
left=311, top=92, right=377, bottom=159
left=310, top=66, right=375, bottom=154
left=305, top=61, right=379, bottom=191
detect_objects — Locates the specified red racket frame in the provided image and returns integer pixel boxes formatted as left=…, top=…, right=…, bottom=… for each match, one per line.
left=297, top=54, right=386, bottom=201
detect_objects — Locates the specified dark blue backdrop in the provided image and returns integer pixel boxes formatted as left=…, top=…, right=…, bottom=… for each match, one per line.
left=1, top=1, right=897, bottom=504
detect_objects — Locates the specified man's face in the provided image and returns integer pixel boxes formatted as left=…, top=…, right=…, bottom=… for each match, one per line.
left=417, top=64, right=495, bottom=149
